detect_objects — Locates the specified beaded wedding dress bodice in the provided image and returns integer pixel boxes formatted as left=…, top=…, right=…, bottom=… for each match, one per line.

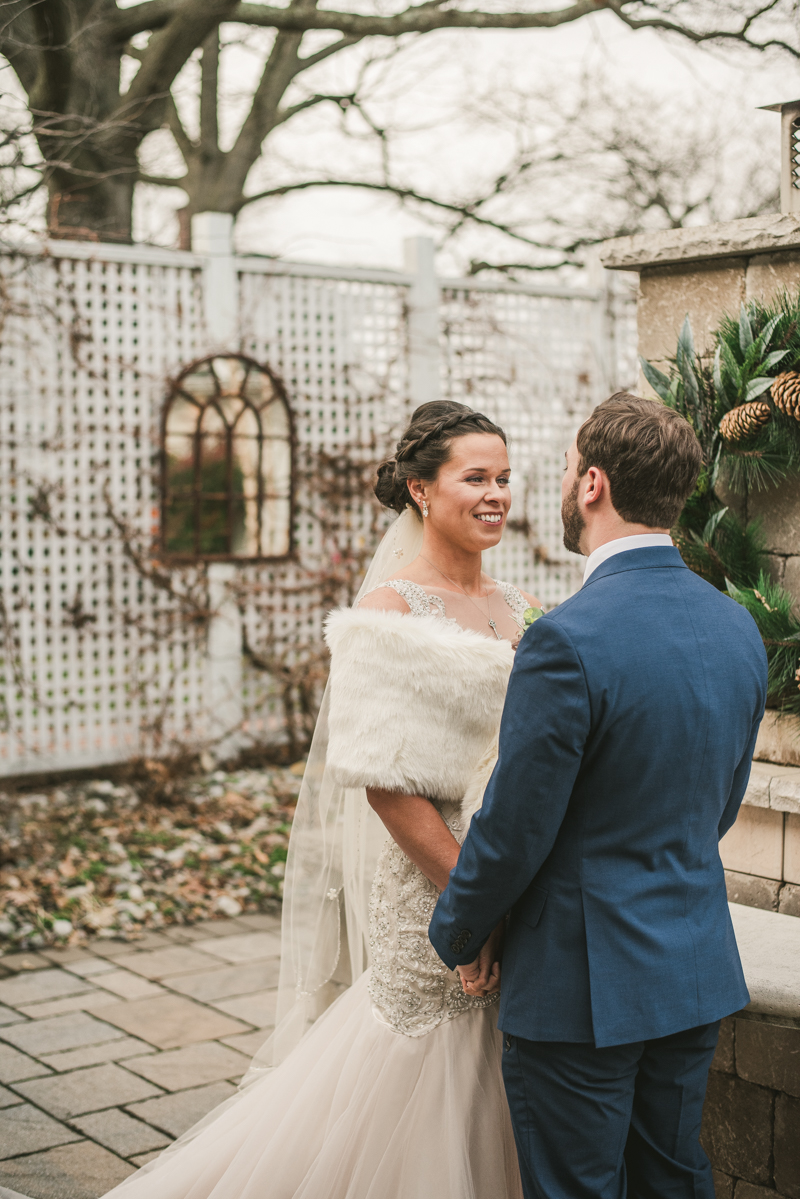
left=363, top=578, right=526, bottom=1037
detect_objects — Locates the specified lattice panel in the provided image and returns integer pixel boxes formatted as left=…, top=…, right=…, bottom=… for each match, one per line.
left=440, top=286, right=606, bottom=607
left=236, top=269, right=410, bottom=747
left=0, top=251, right=207, bottom=774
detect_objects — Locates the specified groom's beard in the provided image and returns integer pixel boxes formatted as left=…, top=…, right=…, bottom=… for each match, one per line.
left=561, top=479, right=585, bottom=555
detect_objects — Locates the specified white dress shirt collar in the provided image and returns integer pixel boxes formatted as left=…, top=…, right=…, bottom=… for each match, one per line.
left=582, top=534, right=674, bottom=584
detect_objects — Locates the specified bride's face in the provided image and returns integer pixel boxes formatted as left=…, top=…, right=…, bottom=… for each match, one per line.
left=412, top=433, right=511, bottom=552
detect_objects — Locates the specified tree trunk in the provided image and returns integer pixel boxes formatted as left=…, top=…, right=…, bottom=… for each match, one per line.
left=47, top=160, right=137, bottom=243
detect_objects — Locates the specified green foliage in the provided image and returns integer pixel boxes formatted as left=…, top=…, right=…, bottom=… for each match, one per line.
left=164, top=450, right=246, bottom=556
left=642, top=285, right=800, bottom=719
left=673, top=504, right=768, bottom=593
left=641, top=317, right=721, bottom=480
left=727, top=574, right=800, bottom=718
left=642, top=289, right=800, bottom=497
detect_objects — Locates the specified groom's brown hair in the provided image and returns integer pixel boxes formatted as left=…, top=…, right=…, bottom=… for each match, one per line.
left=577, top=393, right=702, bottom=528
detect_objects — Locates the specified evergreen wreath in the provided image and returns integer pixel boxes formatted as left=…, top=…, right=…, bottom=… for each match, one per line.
left=642, top=288, right=800, bottom=719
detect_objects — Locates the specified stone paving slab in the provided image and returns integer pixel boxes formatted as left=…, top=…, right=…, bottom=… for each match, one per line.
left=79, top=942, right=138, bottom=960
left=0, top=955, right=51, bottom=974
left=193, top=932, right=281, bottom=963
left=126, top=1081, right=237, bottom=1138
left=14, top=1063, right=162, bottom=1121
left=0, top=1141, right=134, bottom=1199
left=98, top=994, right=248, bottom=1049
left=71, top=1110, right=171, bottom=1158
left=39, top=948, right=97, bottom=966
left=128, top=1151, right=160, bottom=1167
left=62, top=961, right=116, bottom=979
left=112, top=948, right=221, bottom=980
left=0, top=972, right=94, bottom=1009
left=211, top=989, right=277, bottom=1028
left=232, top=914, right=281, bottom=933
left=90, top=972, right=165, bottom=1001
left=122, top=1041, right=250, bottom=1091
left=0, top=917, right=280, bottom=1196
left=15, top=993, right=120, bottom=1020
left=0, top=1046, right=50, bottom=1085
left=38, top=1037, right=155, bottom=1073
left=0, top=1012, right=125, bottom=1057
left=164, top=959, right=279, bottom=1003
left=0, top=1104, right=80, bottom=1158
left=219, top=1028, right=270, bottom=1057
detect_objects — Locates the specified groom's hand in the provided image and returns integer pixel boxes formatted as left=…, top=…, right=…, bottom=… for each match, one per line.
left=457, top=921, right=504, bottom=997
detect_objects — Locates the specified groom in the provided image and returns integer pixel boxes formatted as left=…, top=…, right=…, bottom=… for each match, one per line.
left=429, top=393, right=767, bottom=1199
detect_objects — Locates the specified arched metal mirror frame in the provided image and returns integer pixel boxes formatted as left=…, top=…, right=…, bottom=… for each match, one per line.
left=160, top=354, right=296, bottom=563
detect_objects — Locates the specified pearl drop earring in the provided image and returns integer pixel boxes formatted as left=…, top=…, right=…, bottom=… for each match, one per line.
left=422, top=500, right=429, bottom=518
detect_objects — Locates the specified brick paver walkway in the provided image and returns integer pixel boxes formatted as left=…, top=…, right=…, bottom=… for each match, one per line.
left=0, top=914, right=280, bottom=1198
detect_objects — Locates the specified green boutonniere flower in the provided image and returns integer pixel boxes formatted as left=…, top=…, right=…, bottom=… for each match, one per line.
left=523, top=606, right=544, bottom=629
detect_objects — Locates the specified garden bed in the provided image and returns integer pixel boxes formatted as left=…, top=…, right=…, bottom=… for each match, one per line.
left=0, top=763, right=302, bottom=950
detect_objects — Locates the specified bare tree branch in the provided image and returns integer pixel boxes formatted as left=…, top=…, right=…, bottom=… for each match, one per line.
left=138, top=171, right=188, bottom=186
left=108, top=0, right=799, bottom=57
left=200, top=28, right=220, bottom=160
left=116, top=0, right=242, bottom=134
left=226, top=28, right=306, bottom=181
left=293, top=34, right=362, bottom=74
left=0, top=0, right=792, bottom=245
left=274, top=92, right=356, bottom=126
left=165, top=93, right=195, bottom=161
left=233, top=175, right=586, bottom=256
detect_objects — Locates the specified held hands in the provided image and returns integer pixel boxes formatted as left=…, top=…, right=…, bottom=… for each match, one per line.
left=457, top=920, right=504, bottom=998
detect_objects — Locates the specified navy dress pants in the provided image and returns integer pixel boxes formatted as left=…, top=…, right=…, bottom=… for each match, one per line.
left=501, top=1021, right=720, bottom=1199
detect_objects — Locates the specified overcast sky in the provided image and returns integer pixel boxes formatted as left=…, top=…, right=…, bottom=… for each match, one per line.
left=128, top=9, right=798, bottom=271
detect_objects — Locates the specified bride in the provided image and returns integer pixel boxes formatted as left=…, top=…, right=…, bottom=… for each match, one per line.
left=106, top=400, right=540, bottom=1199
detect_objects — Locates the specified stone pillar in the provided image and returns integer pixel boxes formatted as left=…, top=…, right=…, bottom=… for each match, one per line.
left=600, top=215, right=800, bottom=596
left=191, top=211, right=238, bottom=350
left=601, top=214, right=800, bottom=762
left=206, top=562, right=243, bottom=761
left=403, top=236, right=441, bottom=405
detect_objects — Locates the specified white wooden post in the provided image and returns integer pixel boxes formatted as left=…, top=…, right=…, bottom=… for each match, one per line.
left=193, top=213, right=243, bottom=759
left=206, top=563, right=243, bottom=759
left=403, top=236, right=441, bottom=405
left=192, top=211, right=238, bottom=348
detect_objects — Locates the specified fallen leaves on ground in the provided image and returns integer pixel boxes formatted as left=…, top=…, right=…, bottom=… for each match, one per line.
left=0, top=765, right=303, bottom=949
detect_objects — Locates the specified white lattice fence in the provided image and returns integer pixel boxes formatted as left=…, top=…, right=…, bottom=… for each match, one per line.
left=235, top=264, right=412, bottom=751
left=0, top=248, right=209, bottom=775
left=0, top=236, right=636, bottom=777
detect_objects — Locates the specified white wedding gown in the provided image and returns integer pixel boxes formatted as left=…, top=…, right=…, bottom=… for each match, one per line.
left=106, top=580, right=526, bottom=1199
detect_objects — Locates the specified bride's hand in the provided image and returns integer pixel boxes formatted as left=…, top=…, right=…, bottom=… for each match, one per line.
left=457, top=921, right=504, bottom=997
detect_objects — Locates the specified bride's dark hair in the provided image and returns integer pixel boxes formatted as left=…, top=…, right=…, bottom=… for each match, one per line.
left=374, top=401, right=507, bottom=515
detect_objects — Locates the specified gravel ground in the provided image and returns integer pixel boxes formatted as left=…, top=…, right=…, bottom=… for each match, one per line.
left=0, top=764, right=303, bottom=951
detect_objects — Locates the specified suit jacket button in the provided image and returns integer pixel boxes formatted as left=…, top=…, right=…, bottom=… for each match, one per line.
left=450, top=930, right=471, bottom=954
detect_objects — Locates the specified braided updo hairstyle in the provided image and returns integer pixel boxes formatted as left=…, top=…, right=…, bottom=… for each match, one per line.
left=374, top=401, right=507, bottom=516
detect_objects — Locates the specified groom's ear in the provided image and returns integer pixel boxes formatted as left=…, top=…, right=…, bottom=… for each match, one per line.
left=581, top=466, right=606, bottom=508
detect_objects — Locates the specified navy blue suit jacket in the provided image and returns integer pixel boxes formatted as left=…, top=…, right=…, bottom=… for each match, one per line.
left=429, top=547, right=767, bottom=1047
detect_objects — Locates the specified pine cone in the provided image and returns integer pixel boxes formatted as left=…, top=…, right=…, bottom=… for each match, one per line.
left=719, top=402, right=772, bottom=443
left=771, top=370, right=800, bottom=420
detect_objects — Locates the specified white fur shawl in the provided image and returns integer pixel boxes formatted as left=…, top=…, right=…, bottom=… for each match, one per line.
left=324, top=607, right=513, bottom=801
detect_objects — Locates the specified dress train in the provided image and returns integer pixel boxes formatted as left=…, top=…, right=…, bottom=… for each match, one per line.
left=110, top=972, right=522, bottom=1199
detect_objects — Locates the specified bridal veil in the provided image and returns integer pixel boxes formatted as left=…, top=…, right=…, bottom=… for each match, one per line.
left=242, top=508, right=424, bottom=1082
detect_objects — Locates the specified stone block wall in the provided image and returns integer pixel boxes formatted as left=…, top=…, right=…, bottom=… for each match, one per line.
left=704, top=1013, right=800, bottom=1199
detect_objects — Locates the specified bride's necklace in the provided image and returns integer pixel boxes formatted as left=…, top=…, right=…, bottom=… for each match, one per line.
left=418, top=555, right=502, bottom=641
